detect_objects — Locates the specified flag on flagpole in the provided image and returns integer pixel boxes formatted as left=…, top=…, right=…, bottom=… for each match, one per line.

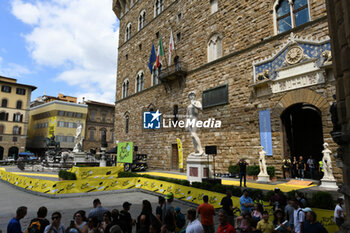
left=168, top=29, right=174, bottom=66
left=155, top=37, right=164, bottom=68
left=148, top=42, right=157, bottom=74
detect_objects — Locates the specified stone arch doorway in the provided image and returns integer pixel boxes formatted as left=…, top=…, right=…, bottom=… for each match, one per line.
left=8, top=147, right=19, bottom=160
left=0, top=146, right=3, bottom=160
left=281, top=103, right=324, bottom=162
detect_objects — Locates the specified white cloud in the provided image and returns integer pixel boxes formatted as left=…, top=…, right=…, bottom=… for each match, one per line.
left=11, top=0, right=40, bottom=25
left=0, top=56, right=31, bottom=78
left=11, top=0, right=119, bottom=103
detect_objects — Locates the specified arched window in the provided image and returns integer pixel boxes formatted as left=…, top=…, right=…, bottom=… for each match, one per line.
left=125, top=23, right=132, bottom=41
left=16, top=100, right=22, bottom=109
left=13, top=126, right=21, bottom=135
left=1, top=99, right=7, bottom=107
left=0, top=125, right=4, bottom=134
left=274, top=0, right=310, bottom=34
left=207, top=34, right=222, bottom=62
left=155, top=0, right=164, bottom=17
left=152, top=64, right=161, bottom=86
left=136, top=71, right=144, bottom=93
left=139, top=10, right=146, bottom=31
left=122, top=79, right=130, bottom=98
left=125, top=114, right=129, bottom=134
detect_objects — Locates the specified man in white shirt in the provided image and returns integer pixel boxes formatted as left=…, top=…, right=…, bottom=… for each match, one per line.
left=291, top=200, right=305, bottom=233
left=334, top=198, right=345, bottom=229
left=44, top=212, right=65, bottom=233
left=186, top=208, right=204, bottom=233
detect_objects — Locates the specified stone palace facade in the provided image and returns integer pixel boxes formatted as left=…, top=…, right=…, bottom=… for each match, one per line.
left=113, top=0, right=341, bottom=178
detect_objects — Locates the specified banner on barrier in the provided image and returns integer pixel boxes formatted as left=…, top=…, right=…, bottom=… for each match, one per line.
left=69, top=164, right=124, bottom=179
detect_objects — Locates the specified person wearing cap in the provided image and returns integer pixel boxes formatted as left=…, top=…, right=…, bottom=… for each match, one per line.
left=119, top=202, right=134, bottom=233
left=88, top=199, right=109, bottom=222
left=175, top=207, right=186, bottom=231
left=198, top=195, right=215, bottom=233
left=302, top=211, right=328, bottom=233
left=162, top=193, right=175, bottom=222
left=240, top=189, right=254, bottom=214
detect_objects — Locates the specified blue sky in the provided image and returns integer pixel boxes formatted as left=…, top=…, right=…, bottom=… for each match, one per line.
left=0, top=0, right=119, bottom=103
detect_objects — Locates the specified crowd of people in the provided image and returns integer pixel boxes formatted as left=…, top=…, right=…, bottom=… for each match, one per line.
left=283, top=156, right=322, bottom=180
left=7, top=189, right=344, bottom=233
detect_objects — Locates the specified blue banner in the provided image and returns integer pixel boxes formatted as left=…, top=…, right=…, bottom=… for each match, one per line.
left=259, top=110, right=273, bottom=156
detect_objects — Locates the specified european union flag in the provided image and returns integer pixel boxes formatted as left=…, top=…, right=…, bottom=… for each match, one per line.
left=148, top=42, right=156, bottom=74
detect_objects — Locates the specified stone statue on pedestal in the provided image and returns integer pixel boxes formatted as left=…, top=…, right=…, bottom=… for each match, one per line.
left=322, top=143, right=335, bottom=180
left=187, top=91, right=204, bottom=156
left=73, top=124, right=83, bottom=153
left=258, top=146, right=268, bottom=176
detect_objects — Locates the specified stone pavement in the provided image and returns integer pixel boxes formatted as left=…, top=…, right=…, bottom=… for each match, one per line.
left=0, top=181, right=199, bottom=233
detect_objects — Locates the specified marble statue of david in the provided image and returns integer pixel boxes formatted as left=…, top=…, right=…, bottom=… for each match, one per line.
left=186, top=91, right=204, bottom=156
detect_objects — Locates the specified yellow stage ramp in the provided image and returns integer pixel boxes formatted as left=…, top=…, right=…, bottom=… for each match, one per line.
left=140, top=172, right=315, bottom=192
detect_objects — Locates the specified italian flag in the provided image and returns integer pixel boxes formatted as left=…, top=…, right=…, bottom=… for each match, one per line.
left=155, top=37, right=164, bottom=68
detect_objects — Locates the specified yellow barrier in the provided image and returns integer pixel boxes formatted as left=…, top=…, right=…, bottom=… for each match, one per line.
left=0, top=169, right=338, bottom=232
left=68, top=163, right=124, bottom=179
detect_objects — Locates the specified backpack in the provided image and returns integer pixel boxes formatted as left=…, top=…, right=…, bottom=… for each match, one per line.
left=26, top=221, right=41, bottom=233
left=176, top=212, right=186, bottom=229
left=150, top=214, right=162, bottom=233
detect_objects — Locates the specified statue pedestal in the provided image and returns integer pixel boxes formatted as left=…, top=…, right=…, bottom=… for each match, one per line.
left=320, top=178, right=338, bottom=189
left=72, top=152, right=88, bottom=163
left=257, top=174, right=270, bottom=183
left=186, top=154, right=213, bottom=184
left=99, top=155, right=106, bottom=167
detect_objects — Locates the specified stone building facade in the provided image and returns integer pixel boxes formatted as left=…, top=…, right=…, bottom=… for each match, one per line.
left=82, top=100, right=115, bottom=152
left=0, top=76, right=36, bottom=159
left=113, top=0, right=341, bottom=179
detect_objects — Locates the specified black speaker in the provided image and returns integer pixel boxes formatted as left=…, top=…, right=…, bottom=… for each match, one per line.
left=134, top=146, right=138, bottom=152
left=205, top=146, right=217, bottom=155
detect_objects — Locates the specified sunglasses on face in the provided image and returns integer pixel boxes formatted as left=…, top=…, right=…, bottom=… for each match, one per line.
left=52, top=216, right=60, bottom=220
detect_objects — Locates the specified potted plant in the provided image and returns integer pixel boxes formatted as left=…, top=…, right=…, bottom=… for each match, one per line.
left=228, top=165, right=240, bottom=178
left=58, top=169, right=76, bottom=181
left=267, top=166, right=276, bottom=181
left=247, top=165, right=259, bottom=180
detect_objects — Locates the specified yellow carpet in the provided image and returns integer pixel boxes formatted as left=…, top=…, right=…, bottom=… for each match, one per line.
left=10, top=172, right=58, bottom=178
left=140, top=172, right=315, bottom=192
